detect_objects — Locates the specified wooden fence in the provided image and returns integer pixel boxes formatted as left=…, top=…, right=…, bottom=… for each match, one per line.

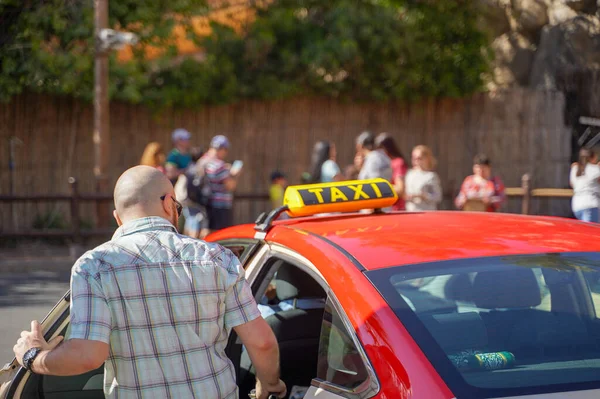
left=0, top=174, right=576, bottom=243
left=0, top=89, right=571, bottom=231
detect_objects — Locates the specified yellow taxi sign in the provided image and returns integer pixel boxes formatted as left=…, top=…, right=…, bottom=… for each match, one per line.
left=283, top=178, right=397, bottom=217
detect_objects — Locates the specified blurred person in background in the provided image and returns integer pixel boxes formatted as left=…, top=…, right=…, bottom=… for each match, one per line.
left=166, top=128, right=193, bottom=184
left=570, top=148, right=600, bottom=222
left=308, top=140, right=343, bottom=183
left=376, top=133, right=407, bottom=210
left=405, top=145, right=442, bottom=211
left=344, top=152, right=364, bottom=181
left=175, top=147, right=211, bottom=238
left=269, top=171, right=288, bottom=208
left=300, top=172, right=312, bottom=185
left=201, top=135, right=241, bottom=231
left=455, top=154, right=506, bottom=212
left=140, top=142, right=166, bottom=174
left=356, top=131, right=392, bottom=181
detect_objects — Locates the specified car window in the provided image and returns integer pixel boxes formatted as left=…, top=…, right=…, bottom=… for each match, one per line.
left=316, top=297, right=369, bottom=391
left=367, top=252, right=600, bottom=398
left=223, top=244, right=247, bottom=259
left=218, top=241, right=259, bottom=265
left=404, top=267, right=552, bottom=314
left=584, top=270, right=600, bottom=318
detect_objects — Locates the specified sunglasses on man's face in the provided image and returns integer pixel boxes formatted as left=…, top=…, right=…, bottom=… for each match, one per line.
left=160, top=195, right=183, bottom=217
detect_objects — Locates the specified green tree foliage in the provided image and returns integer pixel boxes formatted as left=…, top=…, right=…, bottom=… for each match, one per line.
left=0, top=0, right=208, bottom=103
left=0, top=0, right=491, bottom=107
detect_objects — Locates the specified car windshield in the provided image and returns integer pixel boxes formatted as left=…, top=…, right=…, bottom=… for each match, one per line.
left=367, top=252, right=600, bottom=397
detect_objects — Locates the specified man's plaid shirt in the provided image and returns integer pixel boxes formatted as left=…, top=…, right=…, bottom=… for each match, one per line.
left=68, top=217, right=260, bottom=398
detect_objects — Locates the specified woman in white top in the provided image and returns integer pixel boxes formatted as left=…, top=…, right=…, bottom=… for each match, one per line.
left=404, top=145, right=443, bottom=211
left=570, top=148, right=600, bottom=223
left=308, top=140, right=343, bottom=183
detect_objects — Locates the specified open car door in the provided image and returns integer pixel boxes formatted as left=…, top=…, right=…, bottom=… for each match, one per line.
left=0, top=291, right=105, bottom=399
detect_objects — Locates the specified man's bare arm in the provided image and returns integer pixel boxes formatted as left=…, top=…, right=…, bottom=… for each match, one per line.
left=14, top=321, right=109, bottom=377
left=234, top=317, right=286, bottom=398
left=32, top=339, right=109, bottom=376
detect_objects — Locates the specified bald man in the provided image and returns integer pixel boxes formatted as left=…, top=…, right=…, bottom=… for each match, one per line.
left=13, top=166, right=286, bottom=399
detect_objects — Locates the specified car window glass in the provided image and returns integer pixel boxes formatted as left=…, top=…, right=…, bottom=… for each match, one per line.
left=584, top=270, right=600, bottom=318
left=406, top=268, right=552, bottom=314
left=317, top=297, right=369, bottom=390
left=223, top=244, right=248, bottom=260
left=367, top=253, right=600, bottom=397
left=219, top=242, right=259, bottom=266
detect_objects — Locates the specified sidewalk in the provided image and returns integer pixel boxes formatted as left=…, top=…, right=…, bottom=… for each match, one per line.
left=0, top=242, right=80, bottom=273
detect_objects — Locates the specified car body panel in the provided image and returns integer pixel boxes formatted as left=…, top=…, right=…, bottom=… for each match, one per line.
left=208, top=211, right=600, bottom=398
left=210, top=212, right=600, bottom=271
left=498, top=389, right=600, bottom=399
left=280, top=212, right=600, bottom=270
left=4, top=210, right=599, bottom=399
left=213, top=224, right=455, bottom=398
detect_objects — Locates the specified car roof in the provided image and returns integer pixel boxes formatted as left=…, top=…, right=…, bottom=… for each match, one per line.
left=284, top=211, right=600, bottom=270
left=211, top=211, right=600, bottom=271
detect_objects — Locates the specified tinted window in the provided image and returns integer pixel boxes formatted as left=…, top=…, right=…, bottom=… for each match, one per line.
left=218, top=241, right=258, bottom=265
left=367, top=253, right=600, bottom=397
left=585, top=270, right=600, bottom=318
left=317, top=298, right=369, bottom=390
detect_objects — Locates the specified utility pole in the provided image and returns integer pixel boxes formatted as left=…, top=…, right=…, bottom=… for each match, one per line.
left=94, top=0, right=110, bottom=227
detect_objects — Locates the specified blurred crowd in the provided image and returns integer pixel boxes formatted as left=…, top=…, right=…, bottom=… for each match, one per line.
left=293, top=131, right=506, bottom=214
left=139, top=128, right=515, bottom=238
left=140, top=129, right=242, bottom=238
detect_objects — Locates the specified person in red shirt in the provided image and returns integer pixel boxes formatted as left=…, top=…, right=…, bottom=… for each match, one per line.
left=455, top=154, right=506, bottom=212
left=376, top=133, right=408, bottom=210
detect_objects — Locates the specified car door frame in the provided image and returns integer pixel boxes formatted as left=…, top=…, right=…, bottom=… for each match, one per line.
left=215, top=238, right=264, bottom=266
left=242, top=242, right=380, bottom=399
left=1, top=291, right=71, bottom=399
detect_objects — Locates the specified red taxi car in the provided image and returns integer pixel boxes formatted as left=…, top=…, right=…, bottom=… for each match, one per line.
left=2, top=178, right=600, bottom=399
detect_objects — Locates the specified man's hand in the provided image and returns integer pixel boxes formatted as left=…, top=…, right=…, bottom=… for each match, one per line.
left=255, top=378, right=287, bottom=399
left=13, top=321, right=63, bottom=366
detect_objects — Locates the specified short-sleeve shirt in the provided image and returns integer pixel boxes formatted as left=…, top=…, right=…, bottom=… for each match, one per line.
left=320, top=160, right=341, bottom=183
left=203, top=155, right=233, bottom=209
left=166, top=149, right=193, bottom=171
left=358, top=150, right=392, bottom=181
left=69, top=217, right=260, bottom=399
left=404, top=169, right=442, bottom=211
left=455, top=175, right=496, bottom=212
left=570, top=163, right=600, bottom=212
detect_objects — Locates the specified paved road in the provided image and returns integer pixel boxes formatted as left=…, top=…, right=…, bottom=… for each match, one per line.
left=0, top=272, right=70, bottom=363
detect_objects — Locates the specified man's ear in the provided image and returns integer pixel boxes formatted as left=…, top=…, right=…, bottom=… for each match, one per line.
left=113, top=210, right=123, bottom=227
left=162, top=195, right=174, bottom=218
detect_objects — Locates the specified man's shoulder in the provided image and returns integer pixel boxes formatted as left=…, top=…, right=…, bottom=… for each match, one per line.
left=174, top=236, right=239, bottom=269
left=72, top=233, right=239, bottom=274
left=71, top=240, right=117, bottom=275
